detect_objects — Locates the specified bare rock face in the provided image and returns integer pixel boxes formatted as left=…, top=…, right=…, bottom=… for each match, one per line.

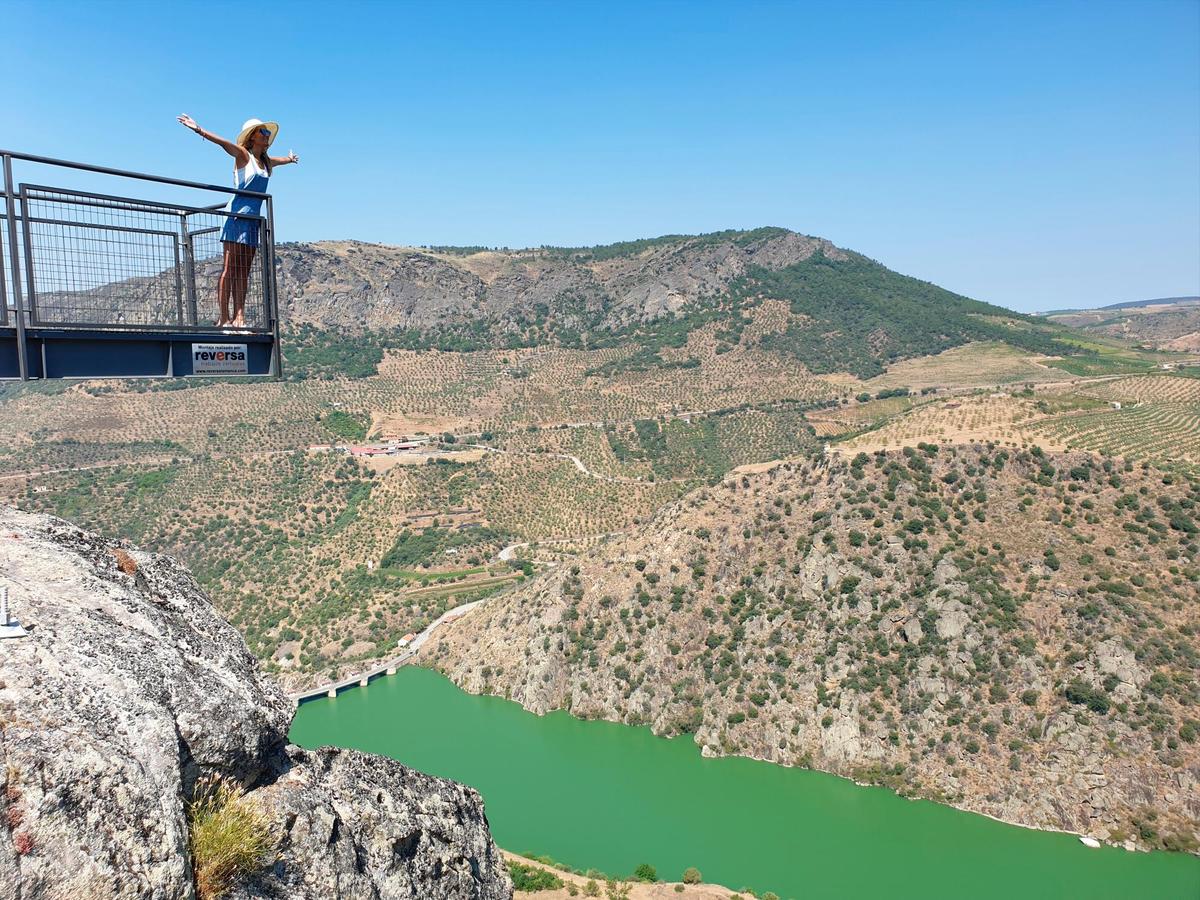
left=235, top=746, right=503, bottom=900
left=276, top=229, right=841, bottom=333
left=0, top=507, right=510, bottom=900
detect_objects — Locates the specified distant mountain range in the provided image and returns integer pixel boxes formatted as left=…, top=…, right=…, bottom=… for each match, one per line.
left=1039, top=296, right=1200, bottom=316
left=1039, top=296, right=1200, bottom=352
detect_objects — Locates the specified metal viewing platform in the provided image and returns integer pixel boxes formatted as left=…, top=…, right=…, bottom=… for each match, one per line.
left=1, top=150, right=282, bottom=379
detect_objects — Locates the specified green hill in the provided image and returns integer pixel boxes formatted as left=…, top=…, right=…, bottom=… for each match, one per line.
left=279, top=229, right=1075, bottom=380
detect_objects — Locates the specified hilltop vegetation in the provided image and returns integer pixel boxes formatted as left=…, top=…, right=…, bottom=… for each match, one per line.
left=745, top=252, right=1068, bottom=378
left=427, top=445, right=1200, bottom=851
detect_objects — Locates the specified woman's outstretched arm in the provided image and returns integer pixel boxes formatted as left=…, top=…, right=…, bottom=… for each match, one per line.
left=177, top=115, right=248, bottom=165
left=268, top=150, right=300, bottom=167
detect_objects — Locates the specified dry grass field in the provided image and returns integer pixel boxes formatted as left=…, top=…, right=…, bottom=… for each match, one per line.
left=839, top=394, right=1054, bottom=452
left=861, top=341, right=1069, bottom=391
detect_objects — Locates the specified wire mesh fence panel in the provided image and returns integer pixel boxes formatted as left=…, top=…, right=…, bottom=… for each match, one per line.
left=22, top=188, right=184, bottom=326
left=16, top=186, right=269, bottom=331
left=0, top=212, right=13, bottom=325
left=0, top=210, right=35, bottom=327
left=186, top=210, right=268, bottom=329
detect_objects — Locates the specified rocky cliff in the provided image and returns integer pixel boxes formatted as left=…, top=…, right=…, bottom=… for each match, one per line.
left=426, top=446, right=1200, bottom=853
left=0, top=506, right=511, bottom=899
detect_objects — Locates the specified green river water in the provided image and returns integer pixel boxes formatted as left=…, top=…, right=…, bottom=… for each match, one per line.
left=289, top=666, right=1199, bottom=899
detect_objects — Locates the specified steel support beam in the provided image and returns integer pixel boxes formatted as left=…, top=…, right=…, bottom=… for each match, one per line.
left=3, top=154, right=29, bottom=380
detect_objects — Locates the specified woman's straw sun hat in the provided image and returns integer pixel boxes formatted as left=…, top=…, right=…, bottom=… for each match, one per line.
left=237, top=118, right=279, bottom=146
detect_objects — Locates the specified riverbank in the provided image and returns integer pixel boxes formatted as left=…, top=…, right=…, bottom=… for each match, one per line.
left=289, top=666, right=1200, bottom=899
left=505, top=852, right=739, bottom=899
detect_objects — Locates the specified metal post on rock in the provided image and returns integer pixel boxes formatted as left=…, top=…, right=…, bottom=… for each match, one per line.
left=0, top=586, right=28, bottom=639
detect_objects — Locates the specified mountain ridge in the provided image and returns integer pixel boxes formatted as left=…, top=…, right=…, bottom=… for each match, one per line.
left=277, top=227, right=1071, bottom=379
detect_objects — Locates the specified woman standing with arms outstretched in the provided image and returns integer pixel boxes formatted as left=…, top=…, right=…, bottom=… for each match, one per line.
left=177, top=115, right=298, bottom=327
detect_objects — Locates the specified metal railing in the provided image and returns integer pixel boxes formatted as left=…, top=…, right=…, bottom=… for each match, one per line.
left=1, top=149, right=282, bottom=379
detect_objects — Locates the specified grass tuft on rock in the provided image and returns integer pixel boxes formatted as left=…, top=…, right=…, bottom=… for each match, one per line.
left=188, top=774, right=275, bottom=900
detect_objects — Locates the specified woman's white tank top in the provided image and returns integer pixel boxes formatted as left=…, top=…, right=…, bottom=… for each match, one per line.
left=234, top=154, right=268, bottom=189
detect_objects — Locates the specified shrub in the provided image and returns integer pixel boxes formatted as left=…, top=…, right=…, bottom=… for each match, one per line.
left=1064, top=680, right=1110, bottom=715
left=188, top=774, right=275, bottom=900
left=633, top=863, right=658, bottom=882
left=682, top=866, right=702, bottom=884
left=1162, top=831, right=1200, bottom=853
left=507, top=860, right=564, bottom=891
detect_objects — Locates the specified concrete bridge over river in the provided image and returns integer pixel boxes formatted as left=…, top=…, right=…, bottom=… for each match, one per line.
left=289, top=599, right=484, bottom=705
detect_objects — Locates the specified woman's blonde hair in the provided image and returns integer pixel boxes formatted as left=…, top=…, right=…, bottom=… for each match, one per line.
left=240, top=132, right=272, bottom=174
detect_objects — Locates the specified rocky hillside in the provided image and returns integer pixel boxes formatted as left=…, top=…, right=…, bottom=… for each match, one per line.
left=277, top=229, right=1069, bottom=378
left=277, top=229, right=843, bottom=333
left=0, top=506, right=511, bottom=899
left=426, top=445, right=1200, bottom=852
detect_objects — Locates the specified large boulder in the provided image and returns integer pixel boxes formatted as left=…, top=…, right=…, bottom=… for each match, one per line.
left=0, top=507, right=510, bottom=899
left=235, top=746, right=504, bottom=900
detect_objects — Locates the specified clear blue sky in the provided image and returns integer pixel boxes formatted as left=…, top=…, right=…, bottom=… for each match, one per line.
left=4, top=0, right=1198, bottom=312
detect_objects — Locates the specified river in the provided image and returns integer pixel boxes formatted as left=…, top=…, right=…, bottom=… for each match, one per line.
left=289, top=666, right=1200, bottom=899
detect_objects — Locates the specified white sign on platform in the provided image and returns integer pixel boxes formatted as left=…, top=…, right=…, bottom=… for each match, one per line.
left=191, top=343, right=249, bottom=375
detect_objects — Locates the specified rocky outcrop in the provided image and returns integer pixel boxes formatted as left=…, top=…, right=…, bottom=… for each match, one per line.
left=0, top=507, right=510, bottom=899
left=231, top=746, right=503, bottom=900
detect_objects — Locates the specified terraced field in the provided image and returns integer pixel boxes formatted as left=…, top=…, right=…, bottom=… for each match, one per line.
left=840, top=394, right=1049, bottom=452
left=376, top=334, right=840, bottom=433
left=1079, top=374, right=1200, bottom=404
left=840, top=374, right=1200, bottom=470
left=1027, top=401, right=1200, bottom=466
left=1, top=434, right=696, bottom=690
left=805, top=395, right=919, bottom=438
